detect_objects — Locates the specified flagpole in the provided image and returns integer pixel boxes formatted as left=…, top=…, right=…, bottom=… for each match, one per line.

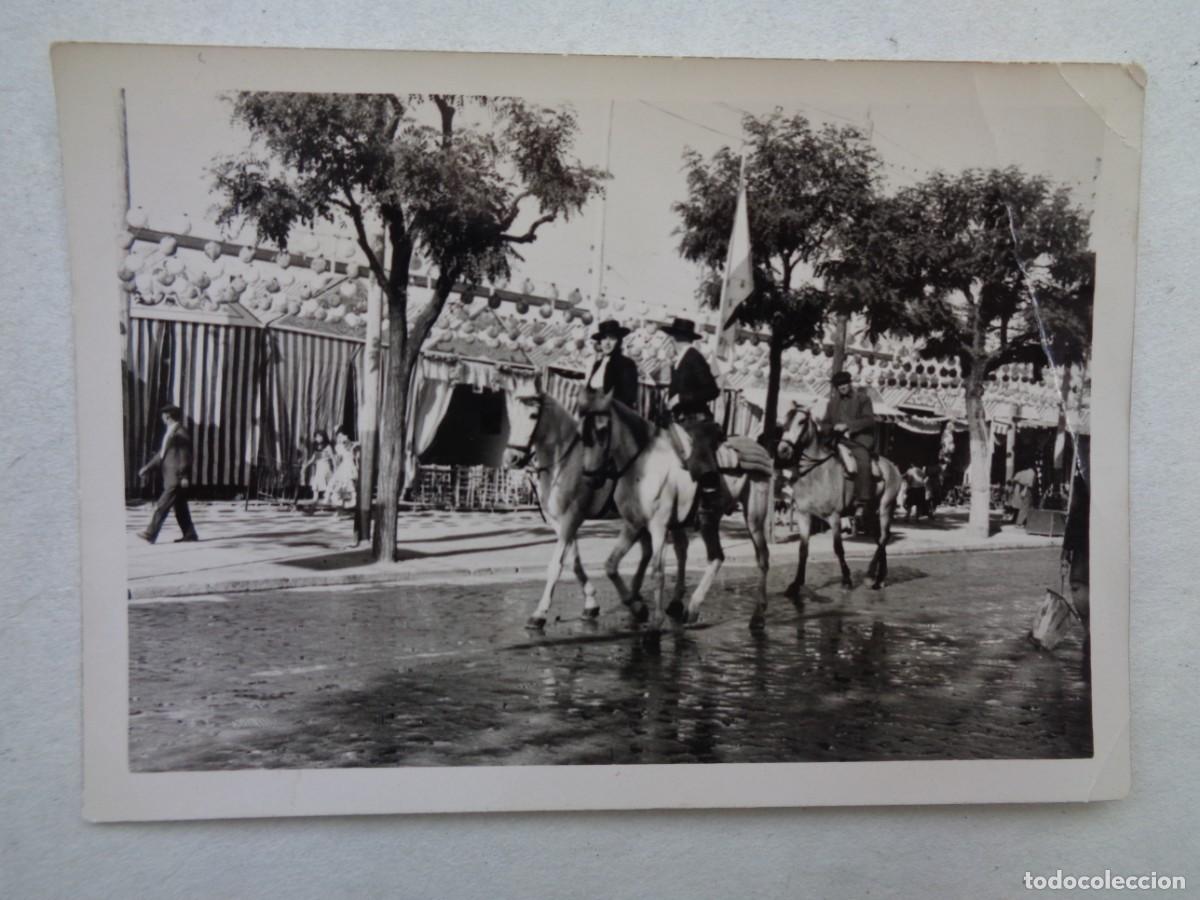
left=711, top=152, right=747, bottom=362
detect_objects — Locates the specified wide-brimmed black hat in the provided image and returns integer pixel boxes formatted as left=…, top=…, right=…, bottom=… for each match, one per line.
left=831, top=371, right=852, bottom=386
left=659, top=316, right=703, bottom=342
left=591, top=318, right=631, bottom=341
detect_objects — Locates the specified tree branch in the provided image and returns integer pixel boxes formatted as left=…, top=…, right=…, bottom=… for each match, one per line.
left=341, top=184, right=387, bottom=287
left=499, top=213, right=556, bottom=244
left=433, top=95, right=455, bottom=149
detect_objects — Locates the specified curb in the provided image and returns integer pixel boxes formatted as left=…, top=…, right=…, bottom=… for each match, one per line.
left=127, top=537, right=1057, bottom=601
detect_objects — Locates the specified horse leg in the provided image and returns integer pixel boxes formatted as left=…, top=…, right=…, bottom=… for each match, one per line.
left=570, top=540, right=600, bottom=618
left=870, top=499, right=893, bottom=590
left=528, top=534, right=570, bottom=630
left=627, top=528, right=654, bottom=619
left=665, top=527, right=690, bottom=623
left=785, top=513, right=812, bottom=599
left=831, top=512, right=853, bottom=589
left=743, top=480, right=772, bottom=631
left=606, top=522, right=649, bottom=625
left=643, top=516, right=671, bottom=637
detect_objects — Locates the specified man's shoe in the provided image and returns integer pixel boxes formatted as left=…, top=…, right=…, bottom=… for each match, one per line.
left=136, top=532, right=156, bottom=544
left=174, top=534, right=199, bottom=543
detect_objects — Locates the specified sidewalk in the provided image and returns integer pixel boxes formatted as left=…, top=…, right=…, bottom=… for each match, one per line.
left=126, top=501, right=1059, bottom=599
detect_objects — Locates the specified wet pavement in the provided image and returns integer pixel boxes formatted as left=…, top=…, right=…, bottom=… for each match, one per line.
left=129, top=547, right=1091, bottom=771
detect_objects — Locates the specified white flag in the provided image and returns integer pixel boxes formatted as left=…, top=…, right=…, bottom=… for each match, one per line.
left=713, top=171, right=753, bottom=361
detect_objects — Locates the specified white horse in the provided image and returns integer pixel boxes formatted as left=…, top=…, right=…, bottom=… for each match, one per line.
left=776, top=404, right=903, bottom=593
left=578, top=388, right=774, bottom=633
left=501, top=375, right=650, bottom=631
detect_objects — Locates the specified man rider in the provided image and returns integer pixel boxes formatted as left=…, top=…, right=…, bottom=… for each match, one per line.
left=662, top=316, right=725, bottom=557
left=823, top=369, right=877, bottom=523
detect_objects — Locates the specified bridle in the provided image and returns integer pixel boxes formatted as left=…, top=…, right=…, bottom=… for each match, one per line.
left=777, top=408, right=840, bottom=480
left=505, top=393, right=547, bottom=470
left=579, top=407, right=645, bottom=486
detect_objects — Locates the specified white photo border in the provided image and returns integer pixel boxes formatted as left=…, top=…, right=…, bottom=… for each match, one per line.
left=52, top=44, right=1138, bottom=821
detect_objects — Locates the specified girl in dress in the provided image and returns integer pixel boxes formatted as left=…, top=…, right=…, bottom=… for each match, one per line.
left=328, top=429, right=359, bottom=509
left=303, top=430, right=335, bottom=506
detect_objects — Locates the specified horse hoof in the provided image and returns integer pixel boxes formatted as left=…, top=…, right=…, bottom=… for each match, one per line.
left=525, top=616, right=546, bottom=632
left=582, top=606, right=600, bottom=620
left=783, top=582, right=801, bottom=599
left=841, top=580, right=853, bottom=590
left=749, top=613, right=766, bottom=632
left=665, top=600, right=685, bottom=622
left=629, top=600, right=650, bottom=624
left=871, top=581, right=885, bottom=591
left=686, top=607, right=701, bottom=626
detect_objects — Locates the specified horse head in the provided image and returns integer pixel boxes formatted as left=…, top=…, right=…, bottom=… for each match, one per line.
left=776, top=402, right=816, bottom=463
left=502, top=374, right=545, bottom=469
left=578, top=387, right=615, bottom=488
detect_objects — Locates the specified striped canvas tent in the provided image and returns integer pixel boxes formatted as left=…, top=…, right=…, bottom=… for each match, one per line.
left=127, top=310, right=264, bottom=491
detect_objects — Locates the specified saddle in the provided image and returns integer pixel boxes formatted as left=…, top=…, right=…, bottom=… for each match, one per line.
left=667, top=423, right=774, bottom=478
left=835, top=443, right=884, bottom=482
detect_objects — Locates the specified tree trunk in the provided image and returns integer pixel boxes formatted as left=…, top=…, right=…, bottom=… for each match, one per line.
left=761, top=331, right=785, bottom=448
left=964, top=368, right=992, bottom=538
left=830, top=312, right=849, bottom=376
left=371, top=307, right=411, bottom=562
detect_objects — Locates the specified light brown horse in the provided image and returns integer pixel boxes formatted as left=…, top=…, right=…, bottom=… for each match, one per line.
left=578, top=388, right=773, bottom=633
left=776, top=404, right=902, bottom=593
left=502, top=376, right=650, bottom=631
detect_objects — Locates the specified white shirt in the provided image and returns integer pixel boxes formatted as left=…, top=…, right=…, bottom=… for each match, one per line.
left=159, top=421, right=178, bottom=457
left=588, top=353, right=610, bottom=390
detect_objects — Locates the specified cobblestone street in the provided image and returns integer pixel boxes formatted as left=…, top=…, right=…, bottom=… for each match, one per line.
left=129, top=546, right=1091, bottom=770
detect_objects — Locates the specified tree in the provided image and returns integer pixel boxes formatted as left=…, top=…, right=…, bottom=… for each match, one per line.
left=212, top=92, right=606, bottom=560
left=673, top=111, right=881, bottom=447
left=859, top=167, right=1093, bottom=536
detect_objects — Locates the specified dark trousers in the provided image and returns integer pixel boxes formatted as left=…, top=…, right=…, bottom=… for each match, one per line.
left=676, top=412, right=722, bottom=488
left=146, top=483, right=197, bottom=541
left=846, top=433, right=875, bottom=504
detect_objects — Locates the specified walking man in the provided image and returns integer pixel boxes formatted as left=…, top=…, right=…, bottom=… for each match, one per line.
left=822, top=370, right=877, bottom=522
left=661, top=316, right=725, bottom=557
left=137, top=404, right=199, bottom=544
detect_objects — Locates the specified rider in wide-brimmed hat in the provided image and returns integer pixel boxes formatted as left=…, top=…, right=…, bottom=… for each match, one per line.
left=587, top=319, right=639, bottom=409
left=661, top=316, right=726, bottom=558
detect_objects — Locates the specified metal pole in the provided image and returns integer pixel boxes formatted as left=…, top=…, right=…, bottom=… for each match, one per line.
left=588, top=99, right=615, bottom=316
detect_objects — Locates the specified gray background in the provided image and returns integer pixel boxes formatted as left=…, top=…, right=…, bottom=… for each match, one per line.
left=2, top=2, right=1197, bottom=897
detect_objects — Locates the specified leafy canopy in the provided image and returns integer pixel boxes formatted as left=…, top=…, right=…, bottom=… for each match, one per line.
left=211, top=92, right=607, bottom=291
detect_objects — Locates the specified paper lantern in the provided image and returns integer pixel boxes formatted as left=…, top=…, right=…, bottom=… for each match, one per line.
left=158, top=236, right=178, bottom=256
left=125, top=208, right=148, bottom=229
left=310, top=256, right=328, bottom=274
left=516, top=301, right=530, bottom=315
left=327, top=305, right=345, bottom=323
left=275, top=251, right=291, bottom=270
left=299, top=285, right=312, bottom=301
left=238, top=247, right=256, bottom=264
left=270, top=294, right=288, bottom=313
left=336, top=280, right=356, bottom=300
left=265, top=277, right=281, bottom=294
left=344, top=312, right=361, bottom=328
left=118, top=278, right=134, bottom=293
left=567, top=288, right=583, bottom=306
left=243, top=267, right=260, bottom=285
left=165, top=257, right=185, bottom=276
left=230, top=275, right=247, bottom=294
left=191, top=272, right=211, bottom=290
left=216, top=287, right=235, bottom=304
left=339, top=241, right=358, bottom=260
left=155, top=267, right=176, bottom=287
left=539, top=303, right=554, bottom=319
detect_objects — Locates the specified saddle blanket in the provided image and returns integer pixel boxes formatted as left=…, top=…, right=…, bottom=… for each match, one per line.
left=668, top=424, right=774, bottom=478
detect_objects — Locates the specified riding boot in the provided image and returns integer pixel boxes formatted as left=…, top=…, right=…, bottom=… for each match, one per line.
left=697, top=475, right=725, bottom=562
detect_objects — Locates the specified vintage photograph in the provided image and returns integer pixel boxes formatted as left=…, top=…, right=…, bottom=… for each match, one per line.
left=56, top=48, right=1137, bottom=817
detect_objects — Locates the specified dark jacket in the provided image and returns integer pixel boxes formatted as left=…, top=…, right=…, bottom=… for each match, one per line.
left=823, top=387, right=876, bottom=436
left=588, top=351, right=640, bottom=410
left=146, top=425, right=194, bottom=487
left=668, top=346, right=720, bottom=417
